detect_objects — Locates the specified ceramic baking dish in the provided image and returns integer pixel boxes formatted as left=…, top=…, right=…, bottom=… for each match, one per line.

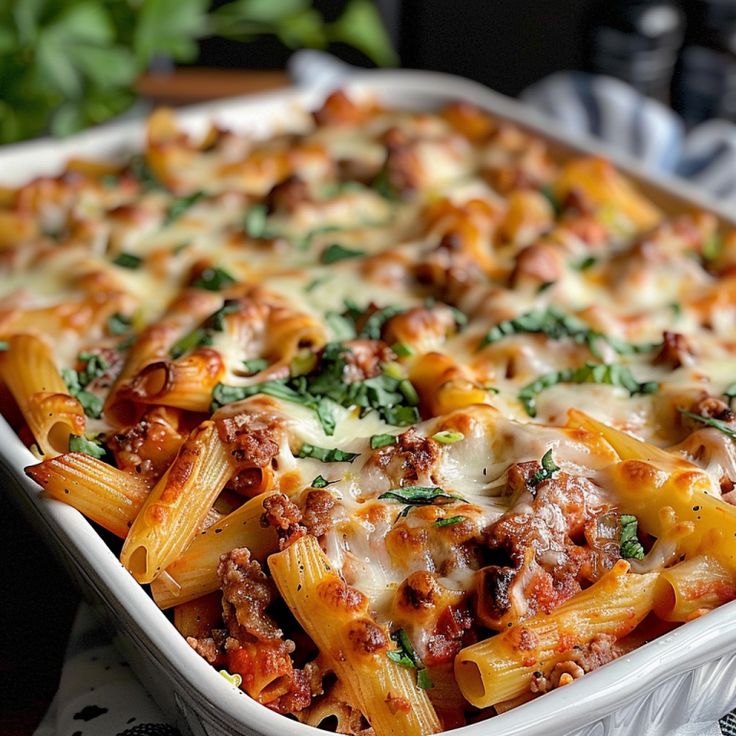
left=4, top=69, right=736, bottom=736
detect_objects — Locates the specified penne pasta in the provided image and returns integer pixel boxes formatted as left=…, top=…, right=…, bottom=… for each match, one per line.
left=268, top=535, right=442, bottom=736
left=455, top=561, right=658, bottom=708
left=654, top=555, right=736, bottom=622
left=120, top=420, right=234, bottom=583
left=0, top=334, right=86, bottom=456
left=151, top=491, right=280, bottom=609
left=24, top=451, right=150, bottom=537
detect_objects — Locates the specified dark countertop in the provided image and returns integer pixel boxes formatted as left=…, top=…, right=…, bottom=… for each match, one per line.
left=0, top=491, right=78, bottom=734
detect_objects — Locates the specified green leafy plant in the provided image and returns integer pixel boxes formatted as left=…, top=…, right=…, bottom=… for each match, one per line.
left=0, top=0, right=397, bottom=144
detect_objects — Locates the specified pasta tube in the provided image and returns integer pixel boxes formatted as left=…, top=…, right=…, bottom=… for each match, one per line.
left=0, top=334, right=86, bottom=456
left=268, top=535, right=441, bottom=736
left=120, top=420, right=234, bottom=583
left=25, top=452, right=150, bottom=538
left=455, top=561, right=658, bottom=708
left=151, top=491, right=280, bottom=609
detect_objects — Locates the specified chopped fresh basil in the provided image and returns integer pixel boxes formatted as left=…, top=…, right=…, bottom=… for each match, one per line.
left=372, top=165, right=399, bottom=201
left=116, top=335, right=136, bottom=351
left=112, top=252, right=142, bottom=269
left=530, top=449, right=560, bottom=487
left=62, top=353, right=109, bottom=419
left=213, top=341, right=420, bottom=433
left=434, top=515, right=465, bottom=527
left=387, top=629, right=433, bottom=689
left=77, top=352, right=109, bottom=386
left=678, top=409, right=736, bottom=440
left=478, top=306, right=658, bottom=358
left=170, top=328, right=213, bottom=359
left=128, top=154, right=163, bottom=191
left=324, top=311, right=357, bottom=341
left=169, top=302, right=241, bottom=360
left=305, top=275, right=330, bottom=293
left=242, top=358, right=269, bottom=375
left=296, top=225, right=345, bottom=250
left=519, top=362, right=658, bottom=417
left=370, top=433, right=398, bottom=449
left=0, top=340, right=8, bottom=351
left=311, top=475, right=339, bottom=489
left=100, top=173, right=118, bottom=188
left=381, top=404, right=420, bottom=426
left=107, top=312, right=133, bottom=336
left=163, top=191, right=204, bottom=226
left=320, top=244, right=366, bottom=264
left=206, top=301, right=240, bottom=332
left=378, top=486, right=463, bottom=505
left=572, top=255, right=597, bottom=271
left=193, top=267, right=236, bottom=291
left=620, top=514, right=645, bottom=560
left=392, top=342, right=415, bottom=357
left=432, top=430, right=464, bottom=444
left=69, top=434, right=106, bottom=459
left=297, top=443, right=359, bottom=463
left=362, top=304, right=405, bottom=340
left=244, top=204, right=269, bottom=238
left=539, top=184, right=561, bottom=214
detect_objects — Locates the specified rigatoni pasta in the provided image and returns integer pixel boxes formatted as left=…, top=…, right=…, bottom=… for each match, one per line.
left=5, top=89, right=736, bottom=734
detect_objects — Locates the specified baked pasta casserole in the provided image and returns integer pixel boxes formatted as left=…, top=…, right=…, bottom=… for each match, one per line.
left=4, top=89, right=736, bottom=734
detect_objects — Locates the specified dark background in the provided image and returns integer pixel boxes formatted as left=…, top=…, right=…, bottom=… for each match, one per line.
left=198, top=0, right=592, bottom=95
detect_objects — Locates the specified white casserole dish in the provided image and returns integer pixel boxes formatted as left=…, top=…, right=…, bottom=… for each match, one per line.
left=4, top=69, right=736, bottom=736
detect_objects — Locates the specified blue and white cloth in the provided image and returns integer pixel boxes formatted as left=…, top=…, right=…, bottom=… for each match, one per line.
left=33, top=54, right=736, bottom=736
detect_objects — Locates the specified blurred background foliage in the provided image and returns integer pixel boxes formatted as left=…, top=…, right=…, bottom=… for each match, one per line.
left=0, top=0, right=396, bottom=144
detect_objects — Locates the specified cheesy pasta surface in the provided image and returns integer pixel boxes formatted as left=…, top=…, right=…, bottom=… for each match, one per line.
left=5, top=90, right=736, bottom=735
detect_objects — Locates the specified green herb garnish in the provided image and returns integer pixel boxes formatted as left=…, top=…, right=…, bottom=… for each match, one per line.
left=378, top=486, right=463, bottom=505
left=434, top=515, right=465, bottom=527
left=678, top=409, right=736, bottom=440
left=478, top=306, right=658, bottom=358
left=62, top=352, right=110, bottom=419
left=372, top=165, right=400, bottom=201
left=0, top=341, right=8, bottom=351
left=620, top=514, right=645, bottom=560
left=164, top=191, right=204, bottom=226
left=69, top=434, right=106, bottom=459
left=298, top=444, right=359, bottom=463
left=387, top=629, right=433, bottom=689
left=170, top=328, right=213, bottom=359
left=242, top=358, right=269, bottom=375
left=244, top=204, right=269, bottom=238
left=392, top=342, right=415, bottom=357
left=361, top=304, right=405, bottom=340
left=530, top=449, right=560, bottom=487
left=107, top=313, right=133, bottom=336
left=193, top=266, right=236, bottom=291
left=370, top=433, right=397, bottom=449
left=311, top=475, right=339, bottom=489
left=572, top=255, right=597, bottom=271
left=320, top=244, right=366, bottom=264
left=212, top=342, right=420, bottom=434
left=113, top=252, right=142, bottom=269
left=519, top=363, right=658, bottom=417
